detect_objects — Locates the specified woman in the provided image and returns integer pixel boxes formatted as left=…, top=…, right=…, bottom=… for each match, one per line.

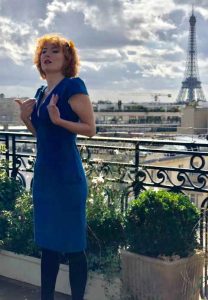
left=15, top=34, right=96, bottom=300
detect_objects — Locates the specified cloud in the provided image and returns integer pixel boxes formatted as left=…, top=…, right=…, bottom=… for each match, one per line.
left=0, top=0, right=48, bottom=22
left=173, top=0, right=208, bottom=8
left=40, top=0, right=177, bottom=46
left=0, top=0, right=207, bottom=101
left=0, top=16, right=38, bottom=64
left=40, top=0, right=124, bottom=30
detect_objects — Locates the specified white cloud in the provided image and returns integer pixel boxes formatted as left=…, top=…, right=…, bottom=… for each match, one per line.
left=40, top=0, right=72, bottom=28
left=0, top=0, right=207, bottom=101
left=196, top=7, right=208, bottom=20
left=40, top=0, right=124, bottom=31
left=122, top=0, right=176, bottom=41
left=81, top=61, right=102, bottom=72
left=0, top=16, right=37, bottom=64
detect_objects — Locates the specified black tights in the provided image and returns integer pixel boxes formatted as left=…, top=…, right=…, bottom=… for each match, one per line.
left=41, top=248, right=88, bottom=300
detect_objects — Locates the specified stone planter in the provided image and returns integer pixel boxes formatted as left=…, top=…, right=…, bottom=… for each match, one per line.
left=0, top=249, right=120, bottom=300
left=121, top=249, right=204, bottom=300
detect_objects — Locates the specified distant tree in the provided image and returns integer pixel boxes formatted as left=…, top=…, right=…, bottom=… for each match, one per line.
left=0, top=93, right=5, bottom=99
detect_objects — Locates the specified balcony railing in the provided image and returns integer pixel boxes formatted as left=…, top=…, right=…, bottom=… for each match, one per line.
left=0, top=131, right=208, bottom=298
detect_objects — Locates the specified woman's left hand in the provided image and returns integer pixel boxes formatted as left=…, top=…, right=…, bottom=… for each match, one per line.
left=47, top=94, right=61, bottom=125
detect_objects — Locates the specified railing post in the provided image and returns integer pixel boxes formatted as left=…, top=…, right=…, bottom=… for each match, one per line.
left=205, top=207, right=208, bottom=297
left=5, top=132, right=10, bottom=176
left=133, top=141, right=139, bottom=199
left=11, top=134, right=17, bottom=178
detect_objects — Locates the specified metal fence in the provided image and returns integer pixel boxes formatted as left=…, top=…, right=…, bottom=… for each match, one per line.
left=0, top=131, right=208, bottom=298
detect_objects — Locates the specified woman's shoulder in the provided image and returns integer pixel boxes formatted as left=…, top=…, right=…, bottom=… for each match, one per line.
left=65, top=77, right=85, bottom=85
left=64, top=77, right=88, bottom=96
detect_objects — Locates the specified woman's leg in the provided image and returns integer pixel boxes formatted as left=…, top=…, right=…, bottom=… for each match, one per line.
left=41, top=248, right=60, bottom=300
left=68, top=251, right=88, bottom=300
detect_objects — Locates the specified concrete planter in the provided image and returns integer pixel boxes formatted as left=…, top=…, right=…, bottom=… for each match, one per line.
left=121, top=249, right=204, bottom=300
left=0, top=249, right=120, bottom=300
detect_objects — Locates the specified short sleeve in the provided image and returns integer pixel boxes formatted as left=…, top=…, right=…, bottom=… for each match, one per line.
left=70, top=77, right=89, bottom=97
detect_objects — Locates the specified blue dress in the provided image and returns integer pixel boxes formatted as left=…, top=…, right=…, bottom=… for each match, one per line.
left=31, top=77, right=88, bottom=253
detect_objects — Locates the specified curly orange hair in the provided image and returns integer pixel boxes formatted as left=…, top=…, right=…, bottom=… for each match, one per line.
left=33, top=33, right=80, bottom=79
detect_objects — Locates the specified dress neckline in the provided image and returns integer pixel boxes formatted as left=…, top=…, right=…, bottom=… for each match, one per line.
left=36, top=77, right=66, bottom=117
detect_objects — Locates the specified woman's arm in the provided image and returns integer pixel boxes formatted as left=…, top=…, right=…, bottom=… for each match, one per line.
left=21, top=117, right=37, bottom=137
left=47, top=94, right=96, bottom=138
left=15, top=99, right=37, bottom=136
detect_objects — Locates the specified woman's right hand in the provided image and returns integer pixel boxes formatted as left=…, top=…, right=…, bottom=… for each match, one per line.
left=15, top=98, right=36, bottom=121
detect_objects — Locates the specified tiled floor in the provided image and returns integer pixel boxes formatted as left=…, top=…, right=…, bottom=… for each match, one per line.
left=0, top=276, right=71, bottom=300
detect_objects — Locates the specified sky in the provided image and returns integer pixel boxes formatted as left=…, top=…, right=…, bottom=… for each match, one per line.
left=0, top=0, right=208, bottom=103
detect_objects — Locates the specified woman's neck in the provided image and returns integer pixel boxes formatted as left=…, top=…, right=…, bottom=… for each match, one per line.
left=45, top=74, right=65, bottom=91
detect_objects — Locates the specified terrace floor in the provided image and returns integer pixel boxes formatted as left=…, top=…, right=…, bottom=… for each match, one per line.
left=0, top=275, right=204, bottom=300
left=0, top=276, right=71, bottom=300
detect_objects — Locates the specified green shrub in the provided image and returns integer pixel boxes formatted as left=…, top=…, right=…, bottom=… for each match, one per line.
left=2, top=191, right=40, bottom=257
left=0, top=163, right=23, bottom=242
left=0, top=213, right=9, bottom=242
left=87, top=202, right=124, bottom=251
left=125, top=189, right=200, bottom=258
left=0, top=167, right=23, bottom=211
left=86, top=176, right=125, bottom=272
left=87, top=177, right=124, bottom=253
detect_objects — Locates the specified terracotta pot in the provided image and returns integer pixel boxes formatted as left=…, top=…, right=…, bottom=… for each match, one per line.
left=121, top=249, right=204, bottom=300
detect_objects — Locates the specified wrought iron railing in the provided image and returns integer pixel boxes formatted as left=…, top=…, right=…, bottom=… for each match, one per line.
left=0, top=131, right=208, bottom=298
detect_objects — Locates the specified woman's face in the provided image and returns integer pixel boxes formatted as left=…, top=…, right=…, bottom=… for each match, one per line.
left=40, top=42, right=65, bottom=76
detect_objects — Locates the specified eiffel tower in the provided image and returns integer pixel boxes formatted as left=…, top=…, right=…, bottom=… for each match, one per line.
left=176, top=7, right=206, bottom=103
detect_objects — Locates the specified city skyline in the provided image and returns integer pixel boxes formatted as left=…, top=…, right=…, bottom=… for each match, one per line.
left=0, top=0, right=208, bottom=102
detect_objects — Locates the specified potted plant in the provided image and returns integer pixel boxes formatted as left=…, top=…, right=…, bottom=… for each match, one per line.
left=121, top=189, right=204, bottom=300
